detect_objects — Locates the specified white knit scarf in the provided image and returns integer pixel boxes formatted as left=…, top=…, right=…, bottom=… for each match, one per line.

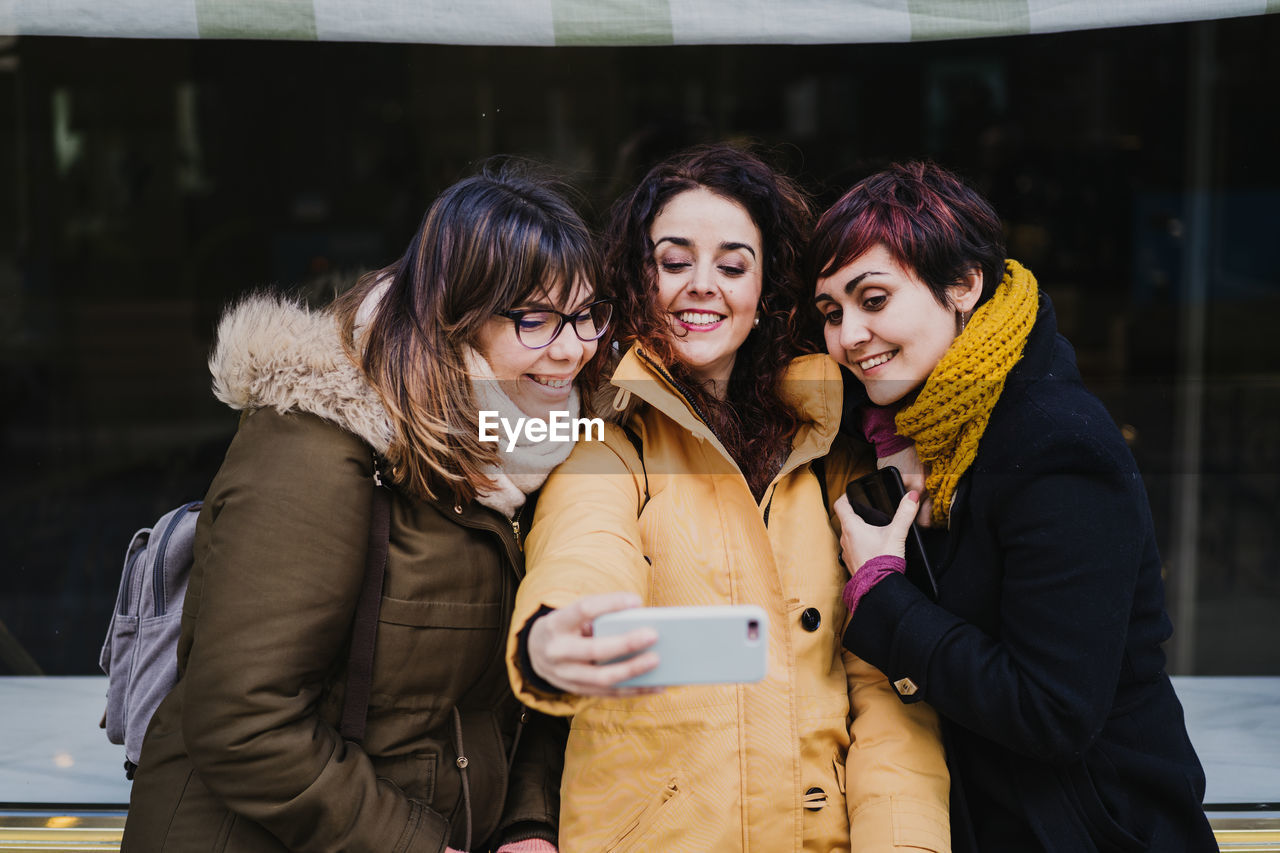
left=463, top=346, right=579, bottom=519
left=357, top=278, right=576, bottom=518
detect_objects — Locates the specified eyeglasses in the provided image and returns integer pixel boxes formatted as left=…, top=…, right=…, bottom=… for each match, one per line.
left=496, top=299, right=614, bottom=350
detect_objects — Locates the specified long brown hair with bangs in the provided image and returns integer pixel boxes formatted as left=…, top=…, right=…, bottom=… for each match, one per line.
left=332, top=159, right=605, bottom=505
left=604, top=143, right=818, bottom=499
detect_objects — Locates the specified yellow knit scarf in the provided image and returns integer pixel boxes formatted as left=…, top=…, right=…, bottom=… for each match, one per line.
left=895, top=259, right=1040, bottom=527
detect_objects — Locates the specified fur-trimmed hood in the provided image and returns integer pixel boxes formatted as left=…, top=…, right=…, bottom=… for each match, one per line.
left=209, top=294, right=394, bottom=455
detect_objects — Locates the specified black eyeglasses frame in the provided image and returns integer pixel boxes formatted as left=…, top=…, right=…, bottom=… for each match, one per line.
left=495, top=299, right=614, bottom=350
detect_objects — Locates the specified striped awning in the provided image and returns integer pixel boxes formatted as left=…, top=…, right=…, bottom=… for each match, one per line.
left=1, top=0, right=1275, bottom=45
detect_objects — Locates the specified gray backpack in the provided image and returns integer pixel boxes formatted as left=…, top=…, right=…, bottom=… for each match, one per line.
left=98, top=461, right=391, bottom=780
left=99, top=501, right=202, bottom=777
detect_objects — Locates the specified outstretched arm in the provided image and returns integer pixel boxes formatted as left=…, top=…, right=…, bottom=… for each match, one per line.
left=506, top=427, right=660, bottom=716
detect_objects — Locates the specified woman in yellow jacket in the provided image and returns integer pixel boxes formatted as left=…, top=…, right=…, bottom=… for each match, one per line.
left=506, top=144, right=951, bottom=852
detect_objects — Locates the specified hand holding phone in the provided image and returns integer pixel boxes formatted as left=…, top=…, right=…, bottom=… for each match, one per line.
left=843, top=466, right=939, bottom=600
left=593, top=605, right=769, bottom=688
left=527, top=592, right=662, bottom=696
left=875, top=445, right=933, bottom=526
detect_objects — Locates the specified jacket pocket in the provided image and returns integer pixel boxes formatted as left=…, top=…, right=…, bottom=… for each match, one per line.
left=603, top=776, right=693, bottom=853
left=832, top=753, right=847, bottom=794
left=212, top=811, right=235, bottom=853
left=1061, top=750, right=1146, bottom=853
left=220, top=813, right=286, bottom=851
left=377, top=598, right=503, bottom=630
left=371, top=597, right=504, bottom=708
left=375, top=751, right=438, bottom=804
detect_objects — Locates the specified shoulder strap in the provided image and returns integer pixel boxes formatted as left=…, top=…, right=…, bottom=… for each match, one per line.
left=340, top=456, right=391, bottom=744
left=620, top=423, right=649, bottom=515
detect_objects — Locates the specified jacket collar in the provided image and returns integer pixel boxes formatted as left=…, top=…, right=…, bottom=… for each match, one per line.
left=209, top=294, right=395, bottom=454
left=1004, top=292, right=1070, bottom=390
left=609, top=345, right=843, bottom=473
left=211, top=295, right=531, bottom=568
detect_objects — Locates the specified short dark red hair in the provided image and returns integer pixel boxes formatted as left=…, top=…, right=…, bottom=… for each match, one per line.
left=809, top=161, right=1005, bottom=308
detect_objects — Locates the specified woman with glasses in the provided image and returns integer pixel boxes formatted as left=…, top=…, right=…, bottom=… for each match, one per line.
left=504, top=144, right=951, bottom=852
left=123, top=161, right=608, bottom=853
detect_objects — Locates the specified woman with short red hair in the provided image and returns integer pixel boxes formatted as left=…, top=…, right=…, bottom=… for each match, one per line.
left=813, top=161, right=1217, bottom=852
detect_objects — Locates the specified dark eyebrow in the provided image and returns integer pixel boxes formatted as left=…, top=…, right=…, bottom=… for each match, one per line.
left=813, top=270, right=887, bottom=304
left=653, top=236, right=758, bottom=260
left=513, top=294, right=597, bottom=315
left=842, top=270, right=886, bottom=293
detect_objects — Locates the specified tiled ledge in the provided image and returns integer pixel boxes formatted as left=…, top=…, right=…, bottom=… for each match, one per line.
left=0, top=676, right=1276, bottom=850
left=0, top=811, right=125, bottom=851
left=1210, top=817, right=1280, bottom=852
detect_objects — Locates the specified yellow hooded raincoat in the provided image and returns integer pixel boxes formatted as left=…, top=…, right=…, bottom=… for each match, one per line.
left=507, top=348, right=951, bottom=852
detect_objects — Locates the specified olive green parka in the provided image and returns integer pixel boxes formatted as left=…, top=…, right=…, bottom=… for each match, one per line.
left=122, top=296, right=565, bottom=852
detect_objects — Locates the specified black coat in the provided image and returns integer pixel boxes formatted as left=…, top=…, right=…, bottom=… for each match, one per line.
left=842, top=296, right=1218, bottom=852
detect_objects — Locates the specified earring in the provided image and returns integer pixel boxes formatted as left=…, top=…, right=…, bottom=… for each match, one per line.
left=753, top=316, right=760, bottom=328
left=958, top=310, right=969, bottom=334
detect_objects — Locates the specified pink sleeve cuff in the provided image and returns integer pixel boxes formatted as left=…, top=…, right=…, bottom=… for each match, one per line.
left=859, top=405, right=912, bottom=458
left=496, top=840, right=557, bottom=853
left=842, top=555, right=906, bottom=615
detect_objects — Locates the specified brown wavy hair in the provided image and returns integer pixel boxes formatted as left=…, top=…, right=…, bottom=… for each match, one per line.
left=603, top=143, right=818, bottom=498
left=332, top=159, right=606, bottom=505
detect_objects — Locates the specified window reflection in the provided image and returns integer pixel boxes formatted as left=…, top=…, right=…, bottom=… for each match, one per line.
left=1, top=21, right=1278, bottom=679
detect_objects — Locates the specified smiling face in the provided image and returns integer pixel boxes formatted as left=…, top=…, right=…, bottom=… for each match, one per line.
left=650, top=187, right=763, bottom=393
left=815, top=244, right=981, bottom=406
left=474, top=276, right=599, bottom=419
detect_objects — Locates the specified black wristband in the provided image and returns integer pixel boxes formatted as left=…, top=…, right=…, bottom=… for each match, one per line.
left=516, top=605, right=561, bottom=695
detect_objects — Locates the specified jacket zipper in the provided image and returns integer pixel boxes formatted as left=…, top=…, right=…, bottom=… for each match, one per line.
left=636, top=349, right=822, bottom=526
left=447, top=502, right=524, bottom=573
left=635, top=350, right=715, bottom=436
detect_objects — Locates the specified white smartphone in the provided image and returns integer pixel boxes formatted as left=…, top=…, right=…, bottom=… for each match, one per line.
left=592, top=604, right=769, bottom=688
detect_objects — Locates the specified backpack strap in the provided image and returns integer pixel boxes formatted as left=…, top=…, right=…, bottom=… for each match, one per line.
left=340, top=456, right=391, bottom=744
left=620, top=423, right=649, bottom=515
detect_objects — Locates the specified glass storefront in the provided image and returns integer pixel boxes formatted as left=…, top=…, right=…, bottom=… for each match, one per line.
left=1, top=17, right=1278, bottom=679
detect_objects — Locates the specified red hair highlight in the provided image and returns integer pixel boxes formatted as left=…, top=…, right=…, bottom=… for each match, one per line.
left=810, top=161, right=1005, bottom=308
